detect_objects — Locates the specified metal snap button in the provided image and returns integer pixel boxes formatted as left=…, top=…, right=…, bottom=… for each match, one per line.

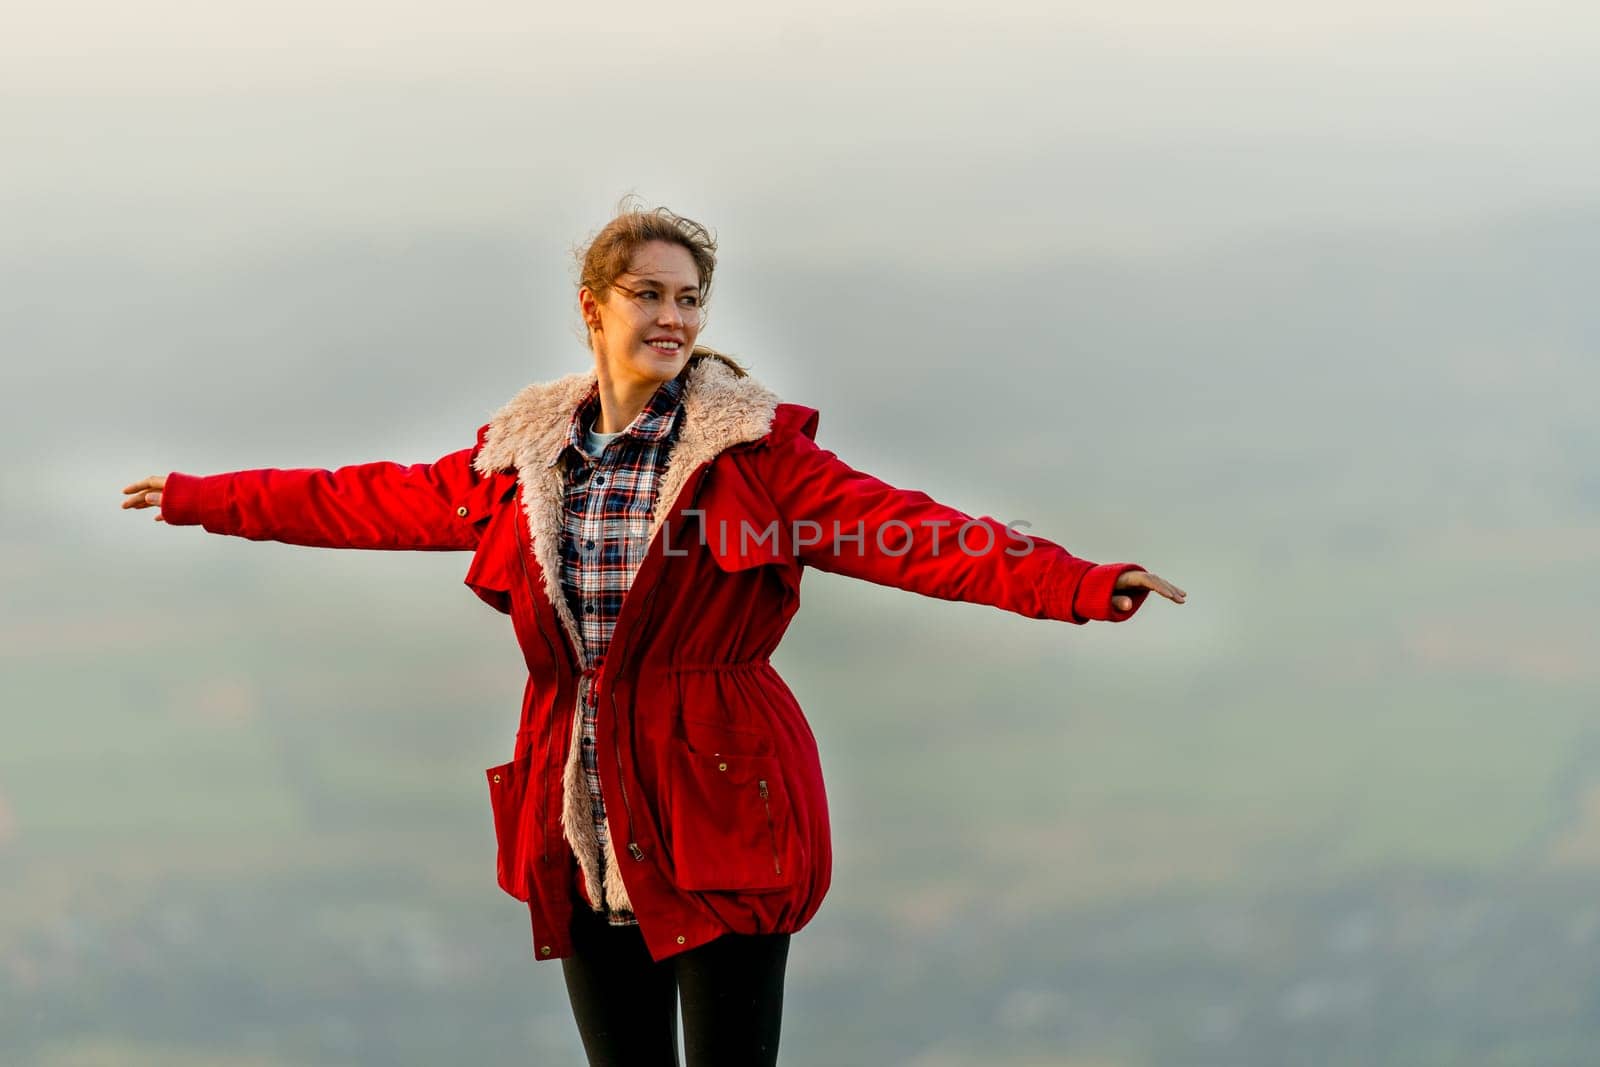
left=676, top=935, right=686, bottom=945
left=456, top=505, right=469, bottom=517
left=492, top=774, right=502, bottom=783
left=718, top=762, right=728, bottom=772
left=541, top=945, right=552, bottom=956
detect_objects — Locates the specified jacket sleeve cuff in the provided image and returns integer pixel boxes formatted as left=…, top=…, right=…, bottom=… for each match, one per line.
left=160, top=471, right=232, bottom=531
left=1070, top=562, right=1150, bottom=623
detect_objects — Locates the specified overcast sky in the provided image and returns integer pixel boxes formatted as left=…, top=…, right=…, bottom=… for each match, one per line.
left=7, top=2, right=1599, bottom=259
left=6, top=1, right=1597, bottom=555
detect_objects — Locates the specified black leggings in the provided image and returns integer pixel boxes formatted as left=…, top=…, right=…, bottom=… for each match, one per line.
left=560, top=898, right=791, bottom=1066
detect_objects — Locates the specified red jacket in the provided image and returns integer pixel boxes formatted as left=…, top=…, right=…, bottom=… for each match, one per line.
left=160, top=353, right=1150, bottom=962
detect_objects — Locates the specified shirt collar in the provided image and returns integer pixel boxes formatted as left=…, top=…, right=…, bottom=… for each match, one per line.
left=548, top=375, right=685, bottom=468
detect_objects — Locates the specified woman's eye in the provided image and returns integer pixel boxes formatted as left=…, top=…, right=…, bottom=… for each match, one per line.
left=680, top=296, right=699, bottom=307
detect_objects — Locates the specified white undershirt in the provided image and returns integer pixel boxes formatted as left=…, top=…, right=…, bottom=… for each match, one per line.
left=582, top=418, right=624, bottom=459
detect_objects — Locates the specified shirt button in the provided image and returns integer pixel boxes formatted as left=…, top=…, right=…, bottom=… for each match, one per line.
left=585, top=540, right=595, bottom=551
left=584, top=603, right=595, bottom=614
left=593, top=475, right=606, bottom=486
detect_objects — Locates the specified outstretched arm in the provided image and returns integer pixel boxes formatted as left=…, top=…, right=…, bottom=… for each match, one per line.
left=758, top=425, right=1176, bottom=624
left=123, top=426, right=494, bottom=551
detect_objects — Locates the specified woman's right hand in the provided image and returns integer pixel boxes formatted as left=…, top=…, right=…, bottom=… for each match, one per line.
left=122, top=474, right=169, bottom=522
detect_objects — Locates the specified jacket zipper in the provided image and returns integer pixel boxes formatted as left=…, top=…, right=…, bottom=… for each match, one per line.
left=759, top=779, right=781, bottom=876
left=614, top=575, right=660, bottom=864
left=611, top=464, right=714, bottom=865
left=514, top=494, right=566, bottom=864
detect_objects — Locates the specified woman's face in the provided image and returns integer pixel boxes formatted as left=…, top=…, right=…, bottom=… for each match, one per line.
left=583, top=240, right=703, bottom=389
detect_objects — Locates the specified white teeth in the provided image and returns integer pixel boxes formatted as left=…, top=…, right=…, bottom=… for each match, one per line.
left=648, top=341, right=680, bottom=350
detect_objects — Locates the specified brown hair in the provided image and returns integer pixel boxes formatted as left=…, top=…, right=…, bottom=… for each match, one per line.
left=573, top=195, right=747, bottom=378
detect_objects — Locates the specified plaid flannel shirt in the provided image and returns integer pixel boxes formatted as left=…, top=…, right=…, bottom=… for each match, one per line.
left=557, top=375, right=685, bottom=926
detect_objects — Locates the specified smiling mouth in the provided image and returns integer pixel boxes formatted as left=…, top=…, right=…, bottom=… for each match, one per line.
left=646, top=340, right=682, bottom=353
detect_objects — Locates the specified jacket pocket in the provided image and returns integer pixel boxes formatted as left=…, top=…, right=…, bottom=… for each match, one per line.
left=696, top=464, right=793, bottom=572
left=703, top=521, right=789, bottom=572
left=463, top=531, right=515, bottom=614
left=665, top=744, right=798, bottom=893
left=681, top=714, right=776, bottom=758
left=461, top=476, right=519, bottom=614
left=485, top=754, right=533, bottom=902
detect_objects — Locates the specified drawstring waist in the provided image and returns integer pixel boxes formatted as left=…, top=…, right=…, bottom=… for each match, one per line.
left=579, top=658, right=772, bottom=678
left=660, top=659, right=773, bottom=674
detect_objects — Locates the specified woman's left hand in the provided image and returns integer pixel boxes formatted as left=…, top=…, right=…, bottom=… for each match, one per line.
left=1113, top=570, right=1186, bottom=613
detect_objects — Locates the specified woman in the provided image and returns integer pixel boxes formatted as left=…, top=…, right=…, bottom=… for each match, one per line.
left=122, top=202, right=1187, bottom=1065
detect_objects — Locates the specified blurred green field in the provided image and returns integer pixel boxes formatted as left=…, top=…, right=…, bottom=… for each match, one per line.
left=6, top=527, right=1599, bottom=1066
left=8, top=536, right=1597, bottom=907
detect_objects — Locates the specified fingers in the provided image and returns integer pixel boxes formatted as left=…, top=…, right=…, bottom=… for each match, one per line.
left=120, top=490, right=161, bottom=509
left=1119, top=570, right=1188, bottom=605
left=120, top=476, right=167, bottom=510
left=120, top=487, right=162, bottom=510
left=122, top=475, right=165, bottom=493
left=1153, top=576, right=1186, bottom=603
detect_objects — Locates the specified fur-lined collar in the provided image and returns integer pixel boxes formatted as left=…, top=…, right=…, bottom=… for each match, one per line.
left=473, top=352, right=780, bottom=486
